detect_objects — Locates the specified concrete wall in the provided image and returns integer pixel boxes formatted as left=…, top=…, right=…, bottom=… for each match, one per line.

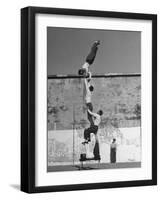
left=48, top=127, right=141, bottom=165
left=47, top=75, right=141, bottom=165
left=48, top=75, right=141, bottom=130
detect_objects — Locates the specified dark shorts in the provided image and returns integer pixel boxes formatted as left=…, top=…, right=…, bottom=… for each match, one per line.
left=89, top=125, right=98, bottom=135
left=86, top=44, right=98, bottom=65
left=86, top=102, right=93, bottom=111
left=84, top=125, right=98, bottom=141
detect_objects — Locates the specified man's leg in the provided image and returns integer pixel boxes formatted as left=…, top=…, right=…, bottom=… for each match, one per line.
left=93, top=131, right=101, bottom=160
left=83, top=125, right=97, bottom=142
left=78, top=40, right=100, bottom=76
left=83, top=126, right=101, bottom=160
left=83, top=128, right=91, bottom=142
left=86, top=41, right=100, bottom=65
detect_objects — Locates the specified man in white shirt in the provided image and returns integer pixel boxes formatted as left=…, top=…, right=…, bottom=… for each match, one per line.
left=83, top=109, right=103, bottom=160
left=83, top=109, right=103, bottom=143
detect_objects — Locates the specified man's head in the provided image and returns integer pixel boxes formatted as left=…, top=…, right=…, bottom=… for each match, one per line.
left=97, top=110, right=103, bottom=116
left=89, top=85, right=94, bottom=92
left=113, top=138, right=116, bottom=143
left=78, top=69, right=86, bottom=76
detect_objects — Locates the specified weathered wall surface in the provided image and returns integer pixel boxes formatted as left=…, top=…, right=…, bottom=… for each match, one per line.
left=47, top=75, right=141, bottom=166
left=48, top=127, right=141, bottom=166
left=48, top=76, right=141, bottom=130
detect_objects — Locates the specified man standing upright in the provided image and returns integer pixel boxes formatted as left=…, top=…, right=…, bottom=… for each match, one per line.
left=110, top=138, right=117, bottom=163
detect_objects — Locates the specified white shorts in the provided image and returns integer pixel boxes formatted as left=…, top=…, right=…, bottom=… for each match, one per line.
left=82, top=62, right=90, bottom=71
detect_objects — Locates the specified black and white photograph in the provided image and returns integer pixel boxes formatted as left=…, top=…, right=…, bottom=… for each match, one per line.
left=47, top=27, right=141, bottom=172
left=21, top=6, right=157, bottom=193
left=0, top=0, right=160, bottom=198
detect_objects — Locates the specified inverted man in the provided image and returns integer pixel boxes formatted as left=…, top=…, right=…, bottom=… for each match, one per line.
left=78, top=40, right=100, bottom=76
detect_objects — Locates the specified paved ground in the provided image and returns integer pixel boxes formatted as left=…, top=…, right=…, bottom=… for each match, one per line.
left=48, top=162, right=141, bottom=172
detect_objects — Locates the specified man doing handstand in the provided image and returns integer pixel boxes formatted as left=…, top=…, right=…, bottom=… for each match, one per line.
left=78, top=40, right=100, bottom=76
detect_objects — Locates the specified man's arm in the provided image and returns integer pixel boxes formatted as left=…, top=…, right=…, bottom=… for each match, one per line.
left=87, top=109, right=98, bottom=117
left=87, top=71, right=92, bottom=81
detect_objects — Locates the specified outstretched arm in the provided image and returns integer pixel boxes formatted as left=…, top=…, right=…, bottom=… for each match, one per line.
left=87, top=109, right=97, bottom=117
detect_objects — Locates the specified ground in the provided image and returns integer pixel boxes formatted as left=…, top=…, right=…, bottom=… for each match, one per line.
left=48, top=162, right=141, bottom=172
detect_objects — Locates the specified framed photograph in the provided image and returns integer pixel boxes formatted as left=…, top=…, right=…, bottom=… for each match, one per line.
left=21, top=6, right=157, bottom=193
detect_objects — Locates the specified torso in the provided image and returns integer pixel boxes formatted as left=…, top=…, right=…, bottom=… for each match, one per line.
left=85, top=90, right=91, bottom=103
left=93, top=114, right=101, bottom=126
left=111, top=143, right=117, bottom=149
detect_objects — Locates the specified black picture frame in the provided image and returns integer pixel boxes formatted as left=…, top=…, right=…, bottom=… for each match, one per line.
left=21, top=6, right=157, bottom=193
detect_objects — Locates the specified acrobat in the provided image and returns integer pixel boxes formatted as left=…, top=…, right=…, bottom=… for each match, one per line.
left=84, top=77, right=94, bottom=127
left=78, top=40, right=100, bottom=77
left=80, top=109, right=103, bottom=166
left=79, top=40, right=103, bottom=168
left=84, top=109, right=103, bottom=145
left=82, top=40, right=100, bottom=127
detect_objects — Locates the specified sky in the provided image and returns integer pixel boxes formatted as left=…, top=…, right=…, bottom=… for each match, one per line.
left=47, top=27, right=141, bottom=75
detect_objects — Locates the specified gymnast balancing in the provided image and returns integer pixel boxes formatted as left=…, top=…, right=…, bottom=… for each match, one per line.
left=82, top=40, right=100, bottom=125
left=84, top=77, right=94, bottom=126
left=83, top=109, right=103, bottom=160
left=78, top=40, right=100, bottom=77
left=83, top=109, right=103, bottom=143
left=80, top=40, right=102, bottom=161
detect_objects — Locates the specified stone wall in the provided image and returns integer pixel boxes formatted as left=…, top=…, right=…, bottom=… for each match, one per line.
left=48, top=75, right=141, bottom=130
left=47, top=75, right=141, bottom=166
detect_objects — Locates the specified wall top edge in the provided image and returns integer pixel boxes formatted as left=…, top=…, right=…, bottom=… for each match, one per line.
left=48, top=73, right=141, bottom=79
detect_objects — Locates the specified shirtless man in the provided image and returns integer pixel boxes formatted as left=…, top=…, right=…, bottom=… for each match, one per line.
left=78, top=40, right=100, bottom=77
left=84, top=77, right=94, bottom=126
